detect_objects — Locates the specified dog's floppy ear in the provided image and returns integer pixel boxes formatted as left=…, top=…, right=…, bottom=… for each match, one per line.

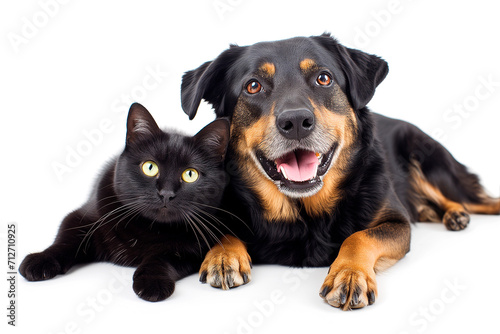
left=181, top=45, right=245, bottom=120
left=312, top=33, right=388, bottom=110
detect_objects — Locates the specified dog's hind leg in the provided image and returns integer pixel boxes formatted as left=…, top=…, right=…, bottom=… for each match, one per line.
left=409, top=166, right=472, bottom=230
left=464, top=198, right=500, bottom=215
left=406, top=129, right=500, bottom=230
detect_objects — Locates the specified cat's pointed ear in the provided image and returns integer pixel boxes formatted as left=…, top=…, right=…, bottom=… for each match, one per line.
left=126, top=103, right=161, bottom=145
left=193, top=118, right=230, bottom=161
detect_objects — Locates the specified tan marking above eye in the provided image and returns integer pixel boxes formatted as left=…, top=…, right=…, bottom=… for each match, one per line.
left=300, top=58, right=316, bottom=71
left=259, top=62, right=275, bottom=77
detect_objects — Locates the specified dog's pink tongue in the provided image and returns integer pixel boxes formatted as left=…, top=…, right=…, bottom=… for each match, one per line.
left=276, top=150, right=319, bottom=182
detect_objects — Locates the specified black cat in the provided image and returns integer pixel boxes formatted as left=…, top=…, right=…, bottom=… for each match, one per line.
left=20, top=103, right=231, bottom=301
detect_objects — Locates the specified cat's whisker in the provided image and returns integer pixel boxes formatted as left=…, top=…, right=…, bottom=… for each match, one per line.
left=148, top=216, right=158, bottom=230
left=67, top=196, right=145, bottom=231
left=90, top=204, right=134, bottom=229
left=188, top=201, right=253, bottom=234
left=76, top=189, right=131, bottom=226
left=76, top=202, right=144, bottom=256
left=117, top=203, right=146, bottom=228
left=190, top=218, right=218, bottom=243
left=191, top=207, right=229, bottom=231
left=180, top=211, right=203, bottom=256
left=189, top=205, right=243, bottom=243
left=95, top=203, right=144, bottom=246
left=110, top=206, right=144, bottom=233
left=189, top=210, right=226, bottom=247
left=182, top=211, right=212, bottom=251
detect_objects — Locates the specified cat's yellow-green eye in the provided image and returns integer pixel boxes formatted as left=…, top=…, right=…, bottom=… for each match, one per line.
left=142, top=161, right=159, bottom=177
left=181, top=168, right=199, bottom=183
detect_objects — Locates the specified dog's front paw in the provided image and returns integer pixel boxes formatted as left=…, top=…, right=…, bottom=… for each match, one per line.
left=19, top=252, right=63, bottom=281
left=319, top=262, right=377, bottom=310
left=199, top=238, right=252, bottom=290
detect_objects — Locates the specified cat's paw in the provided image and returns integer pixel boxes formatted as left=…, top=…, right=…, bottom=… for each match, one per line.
left=19, top=252, right=63, bottom=281
left=133, top=267, right=175, bottom=302
left=199, top=237, right=252, bottom=290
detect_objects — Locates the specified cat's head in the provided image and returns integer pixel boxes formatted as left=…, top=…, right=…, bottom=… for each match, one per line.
left=114, top=103, right=230, bottom=224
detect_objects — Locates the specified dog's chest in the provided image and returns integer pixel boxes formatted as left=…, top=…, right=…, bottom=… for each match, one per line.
left=248, top=214, right=347, bottom=267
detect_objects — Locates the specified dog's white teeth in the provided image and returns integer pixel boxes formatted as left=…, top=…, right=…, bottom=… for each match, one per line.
left=279, top=166, right=289, bottom=180
left=313, top=164, right=318, bottom=178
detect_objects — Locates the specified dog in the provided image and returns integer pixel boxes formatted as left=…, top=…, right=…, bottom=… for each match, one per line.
left=180, top=33, right=500, bottom=310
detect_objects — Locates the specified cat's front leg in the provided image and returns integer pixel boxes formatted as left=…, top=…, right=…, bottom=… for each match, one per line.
left=132, top=257, right=182, bottom=302
left=20, top=209, right=93, bottom=281
left=20, top=249, right=65, bottom=281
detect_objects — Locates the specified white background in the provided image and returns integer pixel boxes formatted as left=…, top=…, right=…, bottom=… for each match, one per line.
left=2, top=0, right=500, bottom=333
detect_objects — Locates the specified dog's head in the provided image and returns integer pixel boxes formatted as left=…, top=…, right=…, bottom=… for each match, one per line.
left=181, top=34, right=388, bottom=220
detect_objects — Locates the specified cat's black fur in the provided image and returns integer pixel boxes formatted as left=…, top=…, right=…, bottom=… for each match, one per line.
left=19, top=103, right=231, bottom=301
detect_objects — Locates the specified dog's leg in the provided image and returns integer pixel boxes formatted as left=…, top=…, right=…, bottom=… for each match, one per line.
left=319, top=220, right=410, bottom=310
left=409, top=162, right=500, bottom=230
left=199, top=235, right=252, bottom=290
left=383, top=116, right=500, bottom=228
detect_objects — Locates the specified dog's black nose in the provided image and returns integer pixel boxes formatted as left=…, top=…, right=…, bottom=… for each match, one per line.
left=276, top=109, right=315, bottom=140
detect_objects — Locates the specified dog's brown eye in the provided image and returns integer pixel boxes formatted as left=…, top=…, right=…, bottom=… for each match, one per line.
left=246, top=80, right=262, bottom=94
left=317, top=73, right=332, bottom=86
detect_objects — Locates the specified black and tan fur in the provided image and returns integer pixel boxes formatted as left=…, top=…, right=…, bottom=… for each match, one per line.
left=181, top=34, right=500, bottom=310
